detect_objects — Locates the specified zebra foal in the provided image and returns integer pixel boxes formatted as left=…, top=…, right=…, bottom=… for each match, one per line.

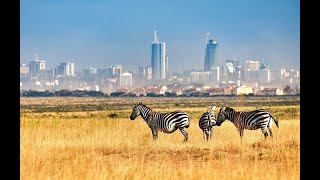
left=216, top=106, right=279, bottom=141
left=198, top=106, right=216, bottom=141
left=129, top=102, right=190, bottom=142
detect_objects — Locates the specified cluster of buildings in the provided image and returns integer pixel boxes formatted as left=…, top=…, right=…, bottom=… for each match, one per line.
left=20, top=31, right=300, bottom=95
left=117, top=83, right=297, bottom=96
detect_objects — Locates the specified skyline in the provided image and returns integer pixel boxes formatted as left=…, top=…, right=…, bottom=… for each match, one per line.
left=20, top=0, right=300, bottom=73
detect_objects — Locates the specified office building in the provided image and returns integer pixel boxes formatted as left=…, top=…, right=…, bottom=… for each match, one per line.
left=57, top=62, right=75, bottom=76
left=151, top=30, right=167, bottom=80
left=120, top=72, right=133, bottom=87
left=204, top=39, right=218, bottom=71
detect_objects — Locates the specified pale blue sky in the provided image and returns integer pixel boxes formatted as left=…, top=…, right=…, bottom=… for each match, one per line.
left=20, top=0, right=300, bottom=73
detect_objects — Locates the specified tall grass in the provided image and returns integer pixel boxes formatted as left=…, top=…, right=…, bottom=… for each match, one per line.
left=21, top=107, right=299, bottom=179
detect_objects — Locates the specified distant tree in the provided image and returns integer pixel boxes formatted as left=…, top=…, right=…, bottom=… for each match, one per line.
left=54, top=89, right=72, bottom=96
left=146, top=93, right=159, bottom=97
left=110, top=92, right=125, bottom=97
left=86, top=90, right=106, bottom=97
left=284, top=85, right=291, bottom=94
left=165, top=92, right=177, bottom=97
left=122, top=93, right=136, bottom=97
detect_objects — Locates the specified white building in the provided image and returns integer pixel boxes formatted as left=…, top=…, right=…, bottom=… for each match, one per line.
left=233, top=85, right=253, bottom=95
left=243, top=60, right=260, bottom=71
left=120, top=72, right=133, bottom=87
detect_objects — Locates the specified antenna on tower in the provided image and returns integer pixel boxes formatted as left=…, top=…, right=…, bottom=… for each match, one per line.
left=205, top=32, right=210, bottom=45
left=154, top=30, right=158, bottom=43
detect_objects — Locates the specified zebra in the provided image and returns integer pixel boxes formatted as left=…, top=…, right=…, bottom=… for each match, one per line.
left=198, top=106, right=216, bottom=141
left=129, top=102, right=190, bottom=142
left=216, top=106, right=279, bottom=141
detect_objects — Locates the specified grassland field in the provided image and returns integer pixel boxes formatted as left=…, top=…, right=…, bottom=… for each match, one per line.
left=20, top=96, right=300, bottom=180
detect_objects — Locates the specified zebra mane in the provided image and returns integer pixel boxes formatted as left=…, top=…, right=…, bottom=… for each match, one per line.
left=221, top=106, right=236, bottom=113
left=137, top=102, right=152, bottom=111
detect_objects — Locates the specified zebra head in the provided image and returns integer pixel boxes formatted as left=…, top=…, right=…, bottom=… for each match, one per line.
left=130, top=102, right=143, bottom=120
left=208, top=105, right=216, bottom=113
left=216, top=106, right=227, bottom=126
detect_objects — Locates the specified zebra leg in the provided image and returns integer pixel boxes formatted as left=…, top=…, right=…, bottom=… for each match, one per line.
left=261, top=128, right=268, bottom=139
left=203, top=130, right=207, bottom=141
left=209, top=128, right=213, bottom=140
left=151, top=127, right=158, bottom=140
left=268, top=119, right=273, bottom=138
left=239, top=128, right=244, bottom=142
left=268, top=128, right=273, bottom=138
left=179, top=127, right=188, bottom=142
left=205, top=130, right=210, bottom=141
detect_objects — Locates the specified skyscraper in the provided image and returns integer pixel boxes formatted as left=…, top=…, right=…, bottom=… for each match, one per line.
left=151, top=30, right=167, bottom=81
left=29, top=54, right=45, bottom=77
left=204, top=39, right=218, bottom=71
left=57, top=62, right=75, bottom=76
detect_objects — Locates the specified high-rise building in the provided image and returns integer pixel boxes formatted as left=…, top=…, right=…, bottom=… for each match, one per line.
left=151, top=30, right=167, bottom=81
left=29, top=60, right=45, bottom=77
left=120, top=72, right=133, bottom=87
left=210, top=66, right=220, bottom=83
left=223, top=59, right=241, bottom=82
left=146, top=66, right=152, bottom=80
left=29, top=54, right=45, bottom=78
left=114, top=65, right=123, bottom=75
left=137, top=66, right=152, bottom=80
left=204, top=39, right=218, bottom=71
left=106, top=65, right=123, bottom=76
left=57, top=62, right=75, bottom=76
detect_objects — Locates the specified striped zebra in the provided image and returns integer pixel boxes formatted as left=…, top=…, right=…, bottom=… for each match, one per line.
left=216, top=106, right=279, bottom=140
left=198, top=106, right=216, bottom=141
left=129, top=102, right=190, bottom=142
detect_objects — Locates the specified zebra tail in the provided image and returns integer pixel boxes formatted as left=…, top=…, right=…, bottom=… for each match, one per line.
left=270, top=114, right=279, bottom=128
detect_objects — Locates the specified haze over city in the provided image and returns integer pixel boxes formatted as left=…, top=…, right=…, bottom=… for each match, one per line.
left=20, top=0, right=300, bottom=73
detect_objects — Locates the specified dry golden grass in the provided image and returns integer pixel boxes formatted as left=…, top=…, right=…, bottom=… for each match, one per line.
left=20, top=97, right=300, bottom=180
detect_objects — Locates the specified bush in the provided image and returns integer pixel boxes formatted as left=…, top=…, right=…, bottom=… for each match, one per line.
left=108, top=113, right=119, bottom=119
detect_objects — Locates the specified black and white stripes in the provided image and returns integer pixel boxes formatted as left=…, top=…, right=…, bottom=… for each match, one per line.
left=130, top=102, right=190, bottom=142
left=216, top=106, right=279, bottom=140
left=198, top=106, right=216, bottom=141
left=129, top=103, right=279, bottom=142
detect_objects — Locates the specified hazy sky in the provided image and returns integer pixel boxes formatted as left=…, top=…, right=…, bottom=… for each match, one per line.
left=20, top=0, right=300, bottom=73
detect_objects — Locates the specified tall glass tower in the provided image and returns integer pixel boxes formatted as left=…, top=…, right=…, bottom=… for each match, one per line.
left=204, top=39, right=218, bottom=71
left=151, top=30, right=167, bottom=81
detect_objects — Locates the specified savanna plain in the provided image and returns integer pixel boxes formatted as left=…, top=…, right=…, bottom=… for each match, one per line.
left=20, top=96, right=300, bottom=179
